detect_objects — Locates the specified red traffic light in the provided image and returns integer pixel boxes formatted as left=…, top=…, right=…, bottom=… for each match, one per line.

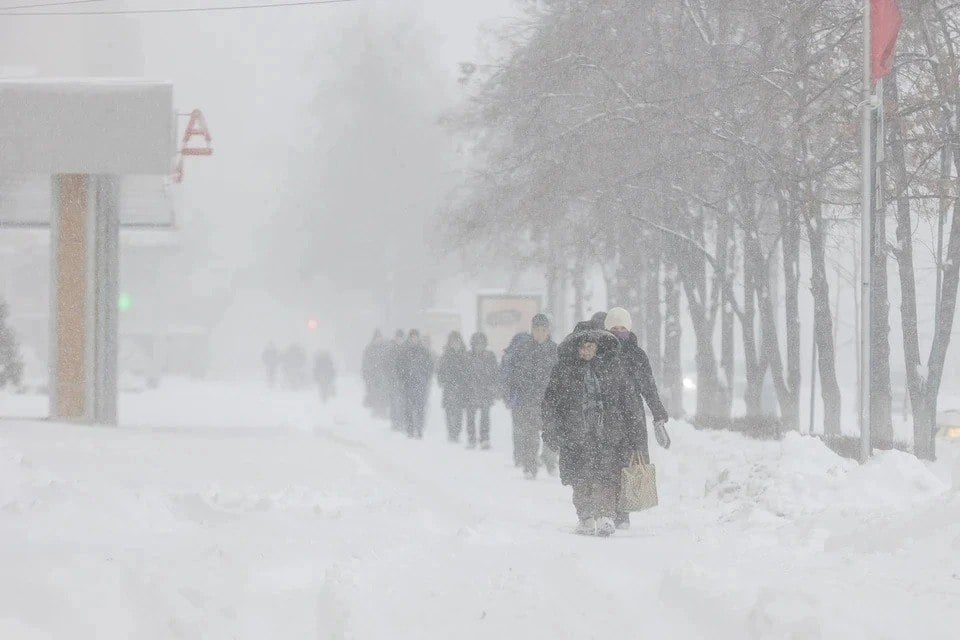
left=307, top=319, right=319, bottom=331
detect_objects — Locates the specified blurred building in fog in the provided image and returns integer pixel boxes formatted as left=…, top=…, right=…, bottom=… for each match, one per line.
left=0, top=16, right=210, bottom=388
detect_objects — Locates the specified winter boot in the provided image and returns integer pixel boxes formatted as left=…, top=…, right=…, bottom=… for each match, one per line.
left=466, top=441, right=477, bottom=450
left=480, top=440, right=491, bottom=451
left=523, top=470, right=536, bottom=480
left=615, top=512, right=631, bottom=530
left=596, top=517, right=616, bottom=537
left=575, top=518, right=597, bottom=536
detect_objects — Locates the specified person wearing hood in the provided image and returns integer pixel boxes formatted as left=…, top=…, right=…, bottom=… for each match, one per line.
left=466, top=332, right=499, bottom=450
left=437, top=331, right=470, bottom=443
left=604, top=307, right=671, bottom=529
left=541, top=327, right=645, bottom=537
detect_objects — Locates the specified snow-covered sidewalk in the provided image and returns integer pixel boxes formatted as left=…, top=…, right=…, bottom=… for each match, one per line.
left=1, top=378, right=959, bottom=639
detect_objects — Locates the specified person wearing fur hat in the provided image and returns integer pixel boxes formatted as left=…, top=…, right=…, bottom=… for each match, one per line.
left=465, top=332, right=499, bottom=449
left=604, top=307, right=670, bottom=529
left=542, top=326, right=645, bottom=536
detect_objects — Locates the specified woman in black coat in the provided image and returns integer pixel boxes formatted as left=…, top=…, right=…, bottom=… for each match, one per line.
left=541, top=328, right=645, bottom=537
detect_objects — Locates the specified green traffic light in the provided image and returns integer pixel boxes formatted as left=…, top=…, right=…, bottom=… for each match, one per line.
left=118, top=293, right=132, bottom=312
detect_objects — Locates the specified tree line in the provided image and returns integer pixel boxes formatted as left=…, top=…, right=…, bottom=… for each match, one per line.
left=443, top=0, right=960, bottom=459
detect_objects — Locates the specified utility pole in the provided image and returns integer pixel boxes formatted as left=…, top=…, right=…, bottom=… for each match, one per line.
left=860, top=0, right=874, bottom=462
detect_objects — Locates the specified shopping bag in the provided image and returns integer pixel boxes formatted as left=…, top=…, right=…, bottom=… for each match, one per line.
left=618, top=453, right=658, bottom=512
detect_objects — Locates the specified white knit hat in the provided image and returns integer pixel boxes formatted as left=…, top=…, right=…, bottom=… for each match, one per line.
left=604, top=307, right=633, bottom=332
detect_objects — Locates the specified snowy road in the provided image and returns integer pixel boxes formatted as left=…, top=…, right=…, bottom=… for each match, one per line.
left=2, top=379, right=959, bottom=639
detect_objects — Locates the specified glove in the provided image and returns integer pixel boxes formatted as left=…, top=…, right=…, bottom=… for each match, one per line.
left=653, top=419, right=671, bottom=449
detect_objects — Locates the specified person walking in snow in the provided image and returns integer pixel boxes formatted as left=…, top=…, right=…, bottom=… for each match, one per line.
left=385, top=330, right=407, bottom=432
left=283, top=343, right=308, bottom=389
left=437, top=331, right=470, bottom=443
left=501, top=331, right=533, bottom=466
left=313, top=351, right=337, bottom=403
left=465, top=332, right=499, bottom=450
left=603, top=307, right=671, bottom=529
left=505, top=314, right=558, bottom=479
left=398, top=329, right=434, bottom=439
left=362, top=330, right=390, bottom=418
left=542, top=326, right=646, bottom=537
left=262, top=342, right=280, bottom=388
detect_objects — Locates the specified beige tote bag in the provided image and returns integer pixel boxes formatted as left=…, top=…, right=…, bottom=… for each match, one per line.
left=619, top=453, right=658, bottom=512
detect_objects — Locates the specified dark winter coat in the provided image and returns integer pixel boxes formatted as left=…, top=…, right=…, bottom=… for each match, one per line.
left=614, top=331, right=669, bottom=462
left=397, top=339, right=434, bottom=400
left=507, top=337, right=558, bottom=409
left=500, top=332, right=533, bottom=408
left=313, top=353, right=335, bottom=384
left=383, top=340, right=404, bottom=395
left=467, top=348, right=499, bottom=408
left=541, top=329, right=645, bottom=486
left=437, top=346, right=470, bottom=409
left=361, top=340, right=383, bottom=386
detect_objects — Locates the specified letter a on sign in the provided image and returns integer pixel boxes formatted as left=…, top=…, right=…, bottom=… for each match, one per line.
left=181, top=109, right=213, bottom=156
left=173, top=109, right=213, bottom=183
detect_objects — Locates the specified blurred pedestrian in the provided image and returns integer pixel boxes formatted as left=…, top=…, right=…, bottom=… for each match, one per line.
left=501, top=332, right=533, bottom=466
left=362, top=330, right=390, bottom=417
left=398, top=329, right=434, bottom=439
left=262, top=342, right=279, bottom=388
left=283, top=343, right=307, bottom=389
left=385, top=330, right=406, bottom=431
left=437, top=331, right=469, bottom=443
left=504, top=314, right=558, bottom=479
left=466, top=332, right=498, bottom=450
left=313, top=351, right=337, bottom=403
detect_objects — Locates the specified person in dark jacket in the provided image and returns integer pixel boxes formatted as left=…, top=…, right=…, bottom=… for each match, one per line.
left=506, top=314, right=559, bottom=479
left=384, top=330, right=406, bottom=432
left=604, top=307, right=670, bottom=529
left=262, top=342, right=279, bottom=388
left=283, top=343, right=308, bottom=389
left=398, top=329, right=434, bottom=439
left=313, top=351, right=336, bottom=403
left=361, top=330, right=389, bottom=417
left=466, top=332, right=499, bottom=450
left=542, top=327, right=645, bottom=537
left=437, top=331, right=470, bottom=443
left=501, top=331, right=533, bottom=466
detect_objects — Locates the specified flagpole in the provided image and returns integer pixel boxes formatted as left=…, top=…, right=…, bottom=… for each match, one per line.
left=860, top=0, right=873, bottom=462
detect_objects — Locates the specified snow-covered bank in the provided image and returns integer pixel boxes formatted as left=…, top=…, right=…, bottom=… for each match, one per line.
left=1, top=378, right=958, bottom=638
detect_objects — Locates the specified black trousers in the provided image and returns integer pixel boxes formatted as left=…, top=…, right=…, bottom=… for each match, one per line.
left=466, top=405, right=491, bottom=445
left=445, top=405, right=465, bottom=441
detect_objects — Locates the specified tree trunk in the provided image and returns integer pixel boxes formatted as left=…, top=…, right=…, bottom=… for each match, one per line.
left=644, top=244, right=663, bottom=379
left=782, top=197, right=802, bottom=430
left=717, top=213, right=735, bottom=417
left=741, top=232, right=764, bottom=417
left=805, top=202, right=842, bottom=435
left=662, top=256, right=684, bottom=418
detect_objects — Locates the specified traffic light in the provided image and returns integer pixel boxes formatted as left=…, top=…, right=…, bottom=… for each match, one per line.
left=307, top=318, right=319, bottom=331
left=118, top=293, right=133, bottom=312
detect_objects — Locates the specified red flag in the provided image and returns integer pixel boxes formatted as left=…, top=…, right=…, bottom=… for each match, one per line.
left=872, top=0, right=903, bottom=81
